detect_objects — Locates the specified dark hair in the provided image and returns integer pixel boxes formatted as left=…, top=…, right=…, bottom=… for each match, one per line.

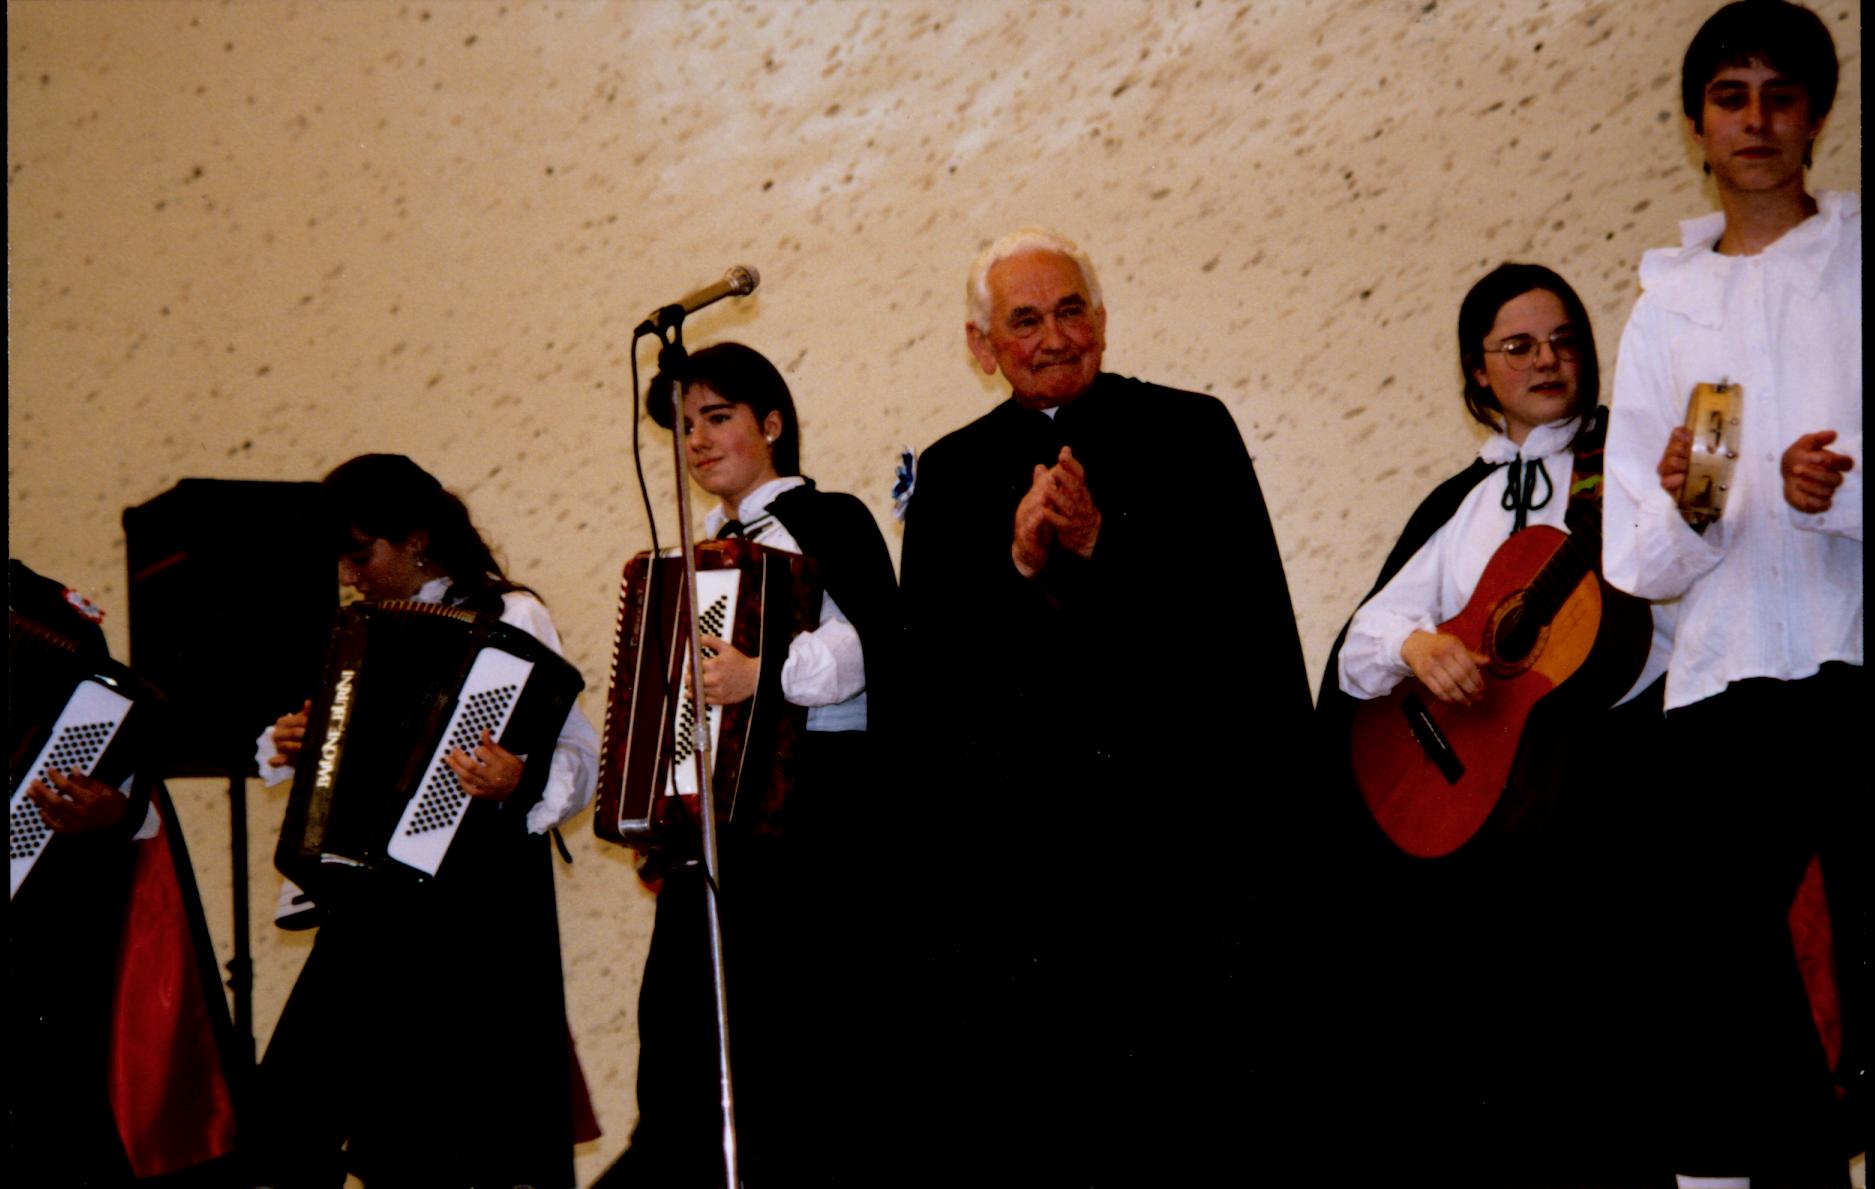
left=1682, top=1, right=1836, bottom=150
left=319, top=453, right=528, bottom=615
left=1457, top=263, right=1600, bottom=437
left=646, top=342, right=802, bottom=477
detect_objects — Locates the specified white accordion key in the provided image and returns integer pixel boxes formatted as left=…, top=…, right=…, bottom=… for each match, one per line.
left=10, top=679, right=133, bottom=898
left=385, top=647, right=536, bottom=876
left=669, top=568, right=742, bottom=797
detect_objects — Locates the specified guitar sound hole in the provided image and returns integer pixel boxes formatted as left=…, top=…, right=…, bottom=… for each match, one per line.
left=1495, top=604, right=1537, bottom=664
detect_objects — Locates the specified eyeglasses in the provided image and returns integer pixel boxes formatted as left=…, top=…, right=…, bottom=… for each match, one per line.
left=1481, top=330, right=1583, bottom=370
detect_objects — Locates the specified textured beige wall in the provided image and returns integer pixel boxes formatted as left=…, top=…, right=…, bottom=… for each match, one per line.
left=8, top=0, right=1860, bottom=1180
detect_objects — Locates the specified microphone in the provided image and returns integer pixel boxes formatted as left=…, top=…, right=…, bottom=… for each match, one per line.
left=635, top=265, right=761, bottom=336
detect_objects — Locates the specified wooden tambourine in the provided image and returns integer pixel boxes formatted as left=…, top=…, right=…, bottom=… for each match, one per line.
left=1680, top=381, right=1741, bottom=526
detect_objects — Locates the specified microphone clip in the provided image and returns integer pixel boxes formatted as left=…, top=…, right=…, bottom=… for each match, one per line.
left=635, top=305, right=688, bottom=340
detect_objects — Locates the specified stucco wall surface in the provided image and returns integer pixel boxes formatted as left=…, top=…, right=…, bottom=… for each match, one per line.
left=8, top=1, right=1859, bottom=1180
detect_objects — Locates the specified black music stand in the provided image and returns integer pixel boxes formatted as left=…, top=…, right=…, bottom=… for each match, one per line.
left=123, top=479, right=336, bottom=1074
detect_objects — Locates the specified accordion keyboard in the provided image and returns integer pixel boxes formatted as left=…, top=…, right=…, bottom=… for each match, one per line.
left=383, top=647, right=536, bottom=876
left=10, top=680, right=133, bottom=897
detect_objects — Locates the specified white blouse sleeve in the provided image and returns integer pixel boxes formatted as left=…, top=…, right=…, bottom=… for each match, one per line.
left=255, top=724, right=294, bottom=788
left=499, top=594, right=602, bottom=835
left=1602, top=304, right=1727, bottom=600
left=778, top=590, right=867, bottom=707
left=1336, top=522, right=1454, bottom=701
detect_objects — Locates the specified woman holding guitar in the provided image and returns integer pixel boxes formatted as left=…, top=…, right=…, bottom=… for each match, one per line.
left=1318, top=263, right=1673, bottom=1184
left=1336, top=264, right=1666, bottom=723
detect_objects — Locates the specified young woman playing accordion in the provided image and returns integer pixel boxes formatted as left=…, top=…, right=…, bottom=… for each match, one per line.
left=249, top=454, right=599, bottom=1189
left=604, top=343, right=899, bottom=1187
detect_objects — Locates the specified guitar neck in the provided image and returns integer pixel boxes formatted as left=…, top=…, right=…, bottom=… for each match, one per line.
left=1521, top=513, right=1601, bottom=626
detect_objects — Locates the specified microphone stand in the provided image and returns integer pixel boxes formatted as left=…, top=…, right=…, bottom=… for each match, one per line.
left=645, top=315, right=742, bottom=1189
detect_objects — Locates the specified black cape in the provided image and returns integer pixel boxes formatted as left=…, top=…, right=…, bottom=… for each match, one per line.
left=894, top=373, right=1313, bottom=1180
left=605, top=480, right=902, bottom=1188
left=9, top=560, right=241, bottom=1187
left=1303, top=410, right=1672, bottom=1185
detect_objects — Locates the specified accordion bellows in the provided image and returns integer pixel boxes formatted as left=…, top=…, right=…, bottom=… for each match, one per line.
left=275, top=600, right=584, bottom=892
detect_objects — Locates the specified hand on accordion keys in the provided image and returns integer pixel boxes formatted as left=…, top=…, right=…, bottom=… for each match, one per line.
left=444, top=728, right=524, bottom=802
left=26, top=767, right=131, bottom=834
left=695, top=634, right=760, bottom=706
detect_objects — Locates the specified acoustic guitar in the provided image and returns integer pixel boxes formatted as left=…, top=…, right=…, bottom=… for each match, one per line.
left=1349, top=522, right=1649, bottom=858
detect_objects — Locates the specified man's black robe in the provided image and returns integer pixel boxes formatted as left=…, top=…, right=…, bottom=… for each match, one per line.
left=895, top=373, right=1312, bottom=1180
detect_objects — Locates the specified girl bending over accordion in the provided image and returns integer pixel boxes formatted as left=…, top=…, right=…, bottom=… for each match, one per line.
left=250, top=453, right=599, bottom=1189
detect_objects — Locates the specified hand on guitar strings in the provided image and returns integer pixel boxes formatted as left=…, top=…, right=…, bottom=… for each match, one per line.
left=446, top=729, right=523, bottom=801
left=27, top=767, right=131, bottom=834
left=267, top=699, right=313, bottom=769
left=1012, top=446, right=1102, bottom=578
left=696, top=634, right=760, bottom=706
left=1780, top=429, right=1854, bottom=515
left=1401, top=630, right=1489, bottom=706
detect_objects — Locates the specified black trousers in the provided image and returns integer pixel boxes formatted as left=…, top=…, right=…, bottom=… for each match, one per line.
left=1312, top=676, right=1682, bottom=1188
left=247, top=830, right=575, bottom=1189
left=605, top=730, right=884, bottom=1188
left=1664, top=663, right=1865, bottom=1185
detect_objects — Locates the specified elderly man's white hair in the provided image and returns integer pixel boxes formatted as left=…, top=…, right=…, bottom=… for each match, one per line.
left=965, top=226, right=1104, bottom=333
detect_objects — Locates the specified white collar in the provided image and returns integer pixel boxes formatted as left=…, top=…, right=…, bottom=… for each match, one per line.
left=412, top=575, right=451, bottom=604
left=1669, top=189, right=1854, bottom=253
left=1641, top=191, right=1857, bottom=324
left=1478, top=416, right=1579, bottom=466
left=703, top=475, right=807, bottom=537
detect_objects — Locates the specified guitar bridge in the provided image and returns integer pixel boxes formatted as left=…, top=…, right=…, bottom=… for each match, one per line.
left=1401, top=692, right=1464, bottom=785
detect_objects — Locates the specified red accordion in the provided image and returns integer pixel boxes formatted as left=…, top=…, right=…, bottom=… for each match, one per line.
left=594, top=540, right=821, bottom=851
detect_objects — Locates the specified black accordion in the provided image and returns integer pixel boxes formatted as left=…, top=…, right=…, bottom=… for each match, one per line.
left=594, top=540, right=820, bottom=851
left=275, top=600, right=584, bottom=893
left=9, top=608, right=154, bottom=898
